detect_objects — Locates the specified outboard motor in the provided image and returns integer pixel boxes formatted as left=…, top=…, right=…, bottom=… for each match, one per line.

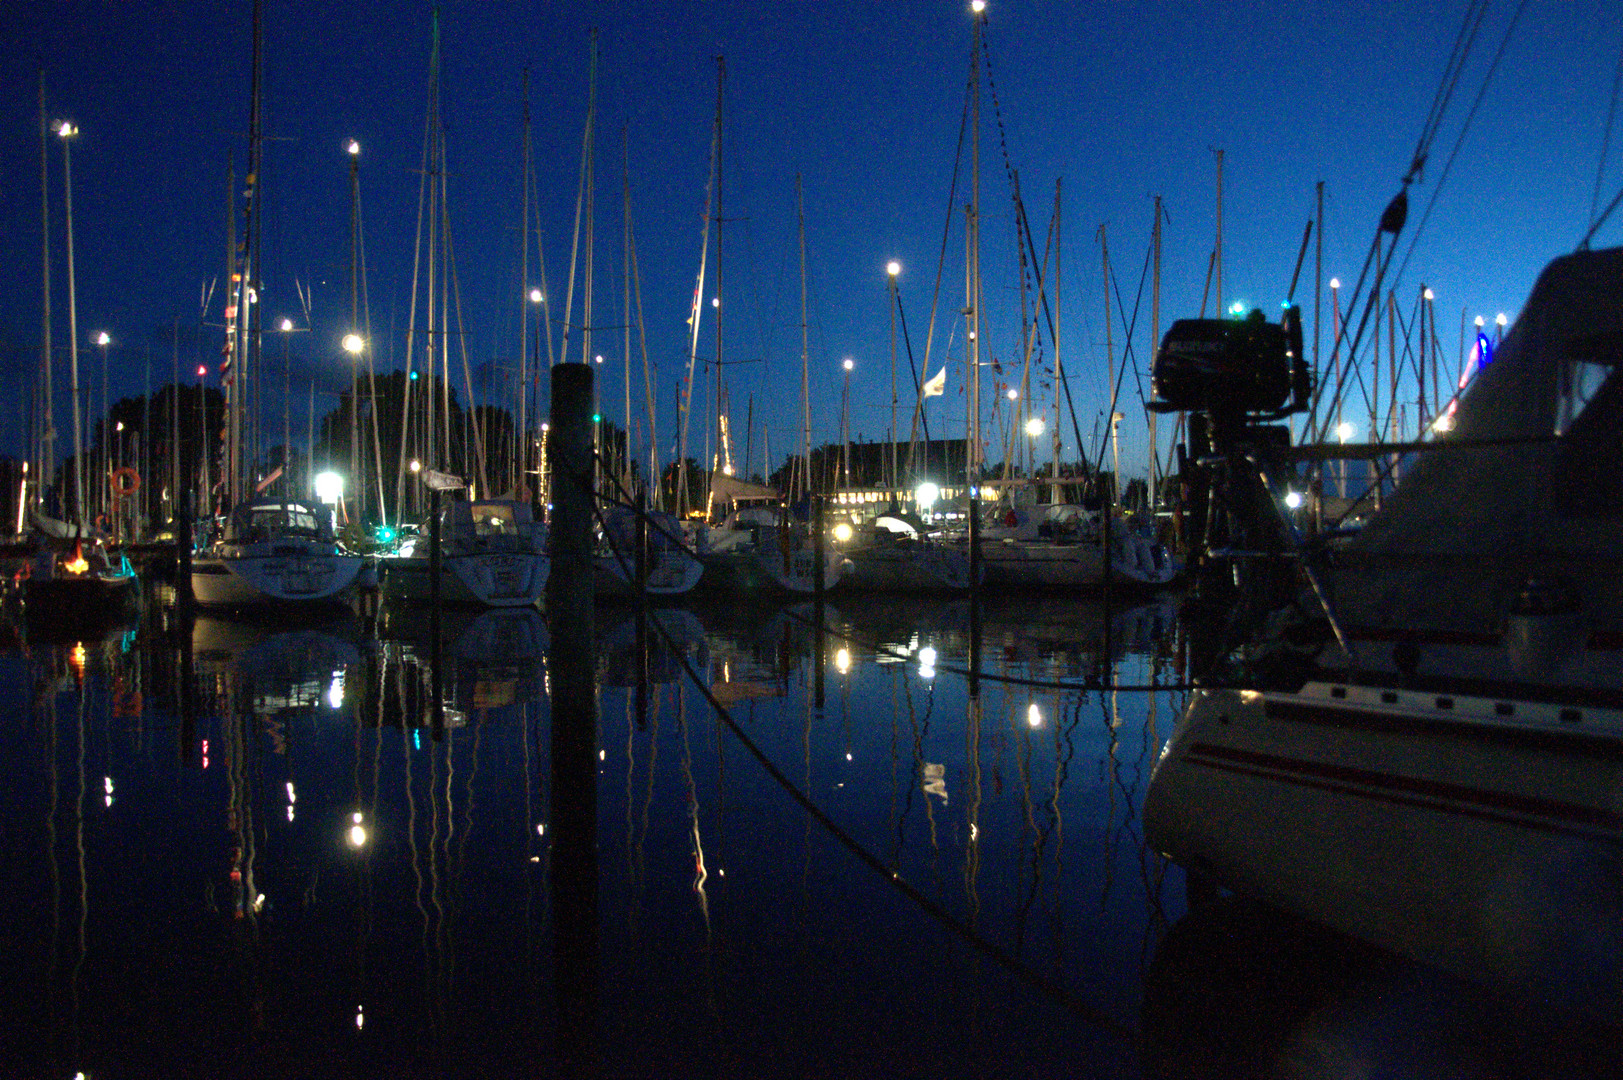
left=1149, top=305, right=1309, bottom=602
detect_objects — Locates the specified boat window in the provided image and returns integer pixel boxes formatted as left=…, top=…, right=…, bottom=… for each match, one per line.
left=474, top=505, right=517, bottom=536
left=1554, top=333, right=1623, bottom=517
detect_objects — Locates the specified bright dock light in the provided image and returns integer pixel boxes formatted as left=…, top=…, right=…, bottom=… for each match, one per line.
left=886, top=260, right=901, bottom=277
left=342, top=333, right=364, bottom=354
left=1025, top=417, right=1045, bottom=438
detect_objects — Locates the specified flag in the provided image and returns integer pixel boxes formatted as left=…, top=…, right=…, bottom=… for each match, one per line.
left=921, top=366, right=947, bottom=398
left=254, top=465, right=284, bottom=493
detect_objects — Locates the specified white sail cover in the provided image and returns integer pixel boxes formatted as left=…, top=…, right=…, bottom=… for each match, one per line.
left=1330, top=246, right=1623, bottom=639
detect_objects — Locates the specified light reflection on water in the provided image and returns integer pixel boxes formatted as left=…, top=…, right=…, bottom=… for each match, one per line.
left=4, top=590, right=1605, bottom=1077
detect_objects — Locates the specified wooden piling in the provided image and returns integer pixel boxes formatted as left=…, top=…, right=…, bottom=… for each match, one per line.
left=546, top=362, right=599, bottom=1076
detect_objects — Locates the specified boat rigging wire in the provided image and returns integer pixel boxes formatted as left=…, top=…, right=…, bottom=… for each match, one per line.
left=641, top=599, right=1141, bottom=1043
left=1590, top=33, right=1623, bottom=232
left=1312, top=0, right=1527, bottom=440
left=1392, top=0, right=1533, bottom=286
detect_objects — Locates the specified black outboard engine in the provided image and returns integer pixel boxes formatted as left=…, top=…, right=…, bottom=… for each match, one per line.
left=1149, top=306, right=1309, bottom=598
left=1152, top=308, right=1301, bottom=417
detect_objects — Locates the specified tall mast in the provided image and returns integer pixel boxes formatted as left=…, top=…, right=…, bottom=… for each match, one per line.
left=677, top=56, right=721, bottom=514
left=519, top=67, right=531, bottom=494
left=1050, top=180, right=1063, bottom=504
left=63, top=119, right=82, bottom=521
left=559, top=30, right=597, bottom=372
left=1100, top=224, right=1116, bottom=488
left=623, top=125, right=633, bottom=493
left=1149, top=195, right=1161, bottom=510
left=797, top=175, right=810, bottom=499
left=37, top=71, right=54, bottom=512
left=966, top=4, right=983, bottom=523
left=1213, top=147, right=1224, bottom=319
left=713, top=56, right=729, bottom=490
left=348, top=140, right=362, bottom=521
left=238, top=0, right=266, bottom=507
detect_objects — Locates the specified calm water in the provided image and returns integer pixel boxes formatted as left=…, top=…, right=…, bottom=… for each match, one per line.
left=0, top=587, right=1610, bottom=1078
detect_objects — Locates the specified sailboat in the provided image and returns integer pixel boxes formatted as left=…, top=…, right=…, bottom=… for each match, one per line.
left=191, top=2, right=362, bottom=612
left=381, top=496, right=548, bottom=608
left=1145, top=244, right=1623, bottom=1019
left=694, top=177, right=846, bottom=597
left=24, top=78, right=139, bottom=630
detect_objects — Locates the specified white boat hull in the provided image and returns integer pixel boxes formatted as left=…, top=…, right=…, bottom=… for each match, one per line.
left=595, top=549, right=704, bottom=598
left=839, top=540, right=974, bottom=593
left=978, top=536, right=1177, bottom=588
left=192, top=553, right=362, bottom=608
left=381, top=551, right=548, bottom=607
left=1144, top=681, right=1623, bottom=1020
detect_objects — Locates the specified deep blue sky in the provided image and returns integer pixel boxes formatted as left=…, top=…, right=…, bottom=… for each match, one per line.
left=3, top=0, right=1619, bottom=484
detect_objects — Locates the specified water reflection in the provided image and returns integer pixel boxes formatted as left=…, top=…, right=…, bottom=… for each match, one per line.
left=21, top=587, right=1602, bottom=1076
left=1142, top=896, right=1616, bottom=1079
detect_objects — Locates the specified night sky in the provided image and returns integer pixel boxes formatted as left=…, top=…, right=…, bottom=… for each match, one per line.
left=3, top=0, right=1619, bottom=486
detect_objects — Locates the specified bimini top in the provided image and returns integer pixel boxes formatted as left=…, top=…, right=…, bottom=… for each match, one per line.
left=1331, top=245, right=1623, bottom=640
left=222, top=498, right=336, bottom=544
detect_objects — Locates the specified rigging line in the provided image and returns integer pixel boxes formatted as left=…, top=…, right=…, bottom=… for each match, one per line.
left=1394, top=0, right=1532, bottom=286
left=1580, top=182, right=1623, bottom=250
left=1408, top=0, right=1491, bottom=183
left=1591, top=32, right=1623, bottom=228
left=921, top=46, right=977, bottom=398
left=643, top=607, right=1139, bottom=1042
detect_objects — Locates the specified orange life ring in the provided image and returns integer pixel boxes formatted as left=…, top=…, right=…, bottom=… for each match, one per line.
left=110, top=467, right=141, bottom=496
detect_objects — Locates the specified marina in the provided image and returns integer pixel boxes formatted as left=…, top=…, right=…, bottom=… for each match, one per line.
left=4, top=0, right=1622, bottom=1075
left=0, top=586, right=1616, bottom=1077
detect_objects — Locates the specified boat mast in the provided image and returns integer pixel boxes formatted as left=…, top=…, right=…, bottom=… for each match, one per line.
left=798, top=175, right=810, bottom=503
left=519, top=67, right=531, bottom=496
left=714, top=56, right=730, bottom=495
left=62, top=116, right=83, bottom=524
left=623, top=125, right=634, bottom=496
left=678, top=57, right=721, bottom=515
left=348, top=141, right=362, bottom=522
left=1050, top=180, right=1062, bottom=505
left=37, top=72, right=54, bottom=519
left=966, top=2, right=984, bottom=571
left=1149, top=195, right=1161, bottom=511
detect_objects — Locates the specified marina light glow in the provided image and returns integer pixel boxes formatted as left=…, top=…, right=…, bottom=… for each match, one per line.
left=314, top=471, right=345, bottom=502
left=832, top=522, right=853, bottom=543
left=1284, top=491, right=1304, bottom=510
left=915, top=482, right=940, bottom=511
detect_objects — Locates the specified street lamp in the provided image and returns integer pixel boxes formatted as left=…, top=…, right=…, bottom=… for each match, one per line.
left=95, top=332, right=111, bottom=519
left=886, top=260, right=901, bottom=497
left=1336, top=421, right=1356, bottom=499
left=841, top=358, right=854, bottom=491
left=56, top=120, right=84, bottom=519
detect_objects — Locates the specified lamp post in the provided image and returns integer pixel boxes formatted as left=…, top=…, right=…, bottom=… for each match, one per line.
left=840, top=358, right=854, bottom=492
left=1025, top=416, right=1045, bottom=479
left=1336, top=420, right=1356, bottom=499
left=528, top=288, right=543, bottom=496
left=95, top=331, right=110, bottom=520
left=886, top=260, right=900, bottom=499
left=342, top=333, right=365, bottom=522
left=55, top=120, right=83, bottom=520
